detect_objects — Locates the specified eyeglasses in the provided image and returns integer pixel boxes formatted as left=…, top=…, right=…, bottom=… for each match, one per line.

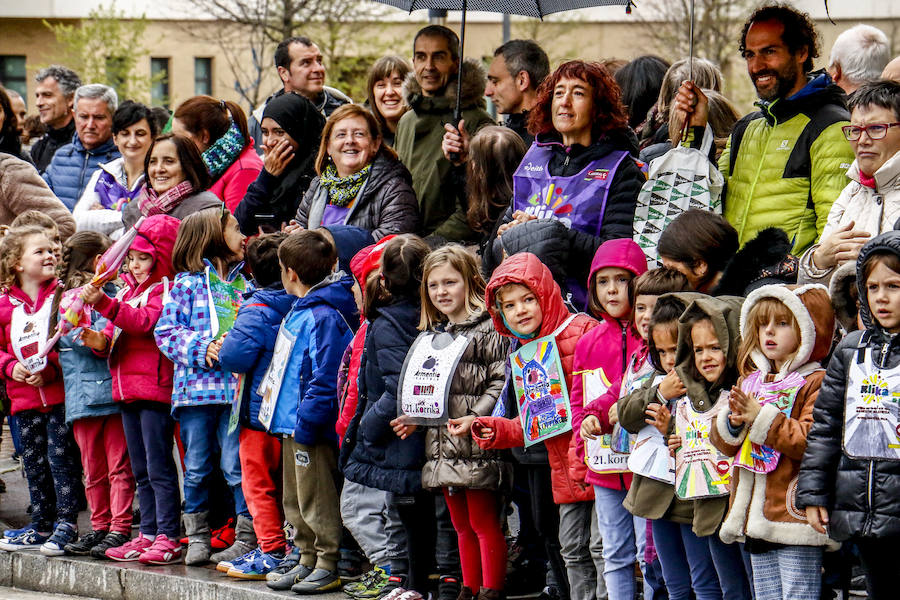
left=842, top=122, right=900, bottom=141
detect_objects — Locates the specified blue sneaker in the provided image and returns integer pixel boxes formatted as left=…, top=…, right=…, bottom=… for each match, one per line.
left=227, top=548, right=284, bottom=580
left=216, top=546, right=259, bottom=573
left=40, top=521, right=78, bottom=556
left=0, top=524, right=51, bottom=551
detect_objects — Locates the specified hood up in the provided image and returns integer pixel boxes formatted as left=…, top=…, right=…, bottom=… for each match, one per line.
left=856, top=230, right=900, bottom=335
left=587, top=238, right=648, bottom=321
left=128, top=214, right=180, bottom=292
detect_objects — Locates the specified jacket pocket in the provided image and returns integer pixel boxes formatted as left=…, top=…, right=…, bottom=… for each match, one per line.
left=81, top=373, right=114, bottom=408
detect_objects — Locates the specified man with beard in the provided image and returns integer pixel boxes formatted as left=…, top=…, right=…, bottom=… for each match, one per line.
left=673, top=3, right=854, bottom=256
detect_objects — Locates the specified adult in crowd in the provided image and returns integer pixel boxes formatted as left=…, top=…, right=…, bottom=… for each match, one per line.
left=395, top=25, right=494, bottom=242
left=884, top=57, right=900, bottom=82
left=295, top=104, right=418, bottom=239
left=613, top=55, right=670, bottom=140
left=171, top=96, right=263, bottom=212
left=496, top=59, right=645, bottom=309
left=675, top=4, right=854, bottom=256
left=827, top=24, right=890, bottom=95
left=248, top=36, right=351, bottom=154
left=365, top=55, right=411, bottom=148
left=667, top=89, right=741, bottom=161
left=6, top=89, right=26, bottom=137
left=121, top=134, right=221, bottom=229
left=30, top=65, right=82, bottom=172
left=73, top=101, right=156, bottom=236
left=485, top=40, right=550, bottom=145
left=799, top=81, right=900, bottom=286
left=0, top=87, right=27, bottom=160
left=43, top=84, right=120, bottom=211
left=236, top=92, right=324, bottom=234
left=0, top=153, right=75, bottom=239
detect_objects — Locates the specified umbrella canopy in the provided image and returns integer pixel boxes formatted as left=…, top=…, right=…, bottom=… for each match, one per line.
left=375, top=0, right=630, bottom=19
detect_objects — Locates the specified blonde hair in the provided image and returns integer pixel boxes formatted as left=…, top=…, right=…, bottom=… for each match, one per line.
left=419, top=245, right=486, bottom=330
left=0, top=226, right=51, bottom=289
left=737, top=297, right=801, bottom=376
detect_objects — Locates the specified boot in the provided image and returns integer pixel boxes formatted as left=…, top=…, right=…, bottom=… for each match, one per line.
left=477, top=588, right=504, bottom=600
left=210, top=515, right=256, bottom=568
left=183, top=511, right=211, bottom=566
left=457, top=586, right=475, bottom=600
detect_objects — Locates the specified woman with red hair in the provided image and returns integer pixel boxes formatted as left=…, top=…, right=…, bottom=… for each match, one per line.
left=498, top=60, right=645, bottom=310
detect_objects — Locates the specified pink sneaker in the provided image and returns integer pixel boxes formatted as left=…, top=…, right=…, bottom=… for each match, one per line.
left=138, top=534, right=183, bottom=565
left=106, top=534, right=153, bottom=562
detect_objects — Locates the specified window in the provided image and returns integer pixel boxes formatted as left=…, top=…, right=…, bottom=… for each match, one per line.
left=0, top=56, right=26, bottom=98
left=151, top=57, right=170, bottom=108
left=194, top=57, right=212, bottom=96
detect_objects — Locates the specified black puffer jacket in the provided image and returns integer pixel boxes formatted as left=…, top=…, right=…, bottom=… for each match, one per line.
left=797, top=231, right=900, bottom=540
left=295, top=151, right=420, bottom=240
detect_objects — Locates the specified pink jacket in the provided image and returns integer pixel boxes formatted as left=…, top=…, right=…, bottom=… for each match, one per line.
left=570, top=238, right=647, bottom=489
left=0, top=280, right=65, bottom=414
left=209, top=143, right=263, bottom=213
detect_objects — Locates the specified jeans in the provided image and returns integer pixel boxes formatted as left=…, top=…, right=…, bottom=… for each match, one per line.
left=558, top=500, right=607, bottom=600
left=707, top=533, right=752, bottom=600
left=652, top=519, right=721, bottom=600
left=592, top=486, right=644, bottom=600
left=177, top=404, right=247, bottom=517
left=750, top=545, right=822, bottom=600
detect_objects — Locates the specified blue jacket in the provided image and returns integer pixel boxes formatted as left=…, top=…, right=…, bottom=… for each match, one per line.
left=218, top=283, right=295, bottom=431
left=339, top=298, right=425, bottom=495
left=43, top=135, right=120, bottom=210
left=58, top=286, right=118, bottom=424
left=263, top=272, right=357, bottom=444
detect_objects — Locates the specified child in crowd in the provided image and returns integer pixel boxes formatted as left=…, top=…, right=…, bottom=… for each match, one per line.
left=570, top=239, right=647, bottom=600
left=10, top=210, right=62, bottom=262
left=264, top=229, right=357, bottom=594
left=710, top=284, right=837, bottom=600
left=471, top=252, right=599, bottom=599
left=216, top=232, right=293, bottom=579
left=155, top=207, right=249, bottom=566
left=55, top=233, right=136, bottom=558
left=393, top=245, right=510, bottom=600
left=0, top=226, right=80, bottom=553
left=81, top=214, right=182, bottom=564
left=798, top=231, right=900, bottom=600
left=669, top=296, right=752, bottom=599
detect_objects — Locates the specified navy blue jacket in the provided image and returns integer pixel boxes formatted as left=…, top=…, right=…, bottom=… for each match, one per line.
left=340, top=298, right=425, bottom=495
left=218, top=283, right=296, bottom=431
left=43, top=135, right=120, bottom=210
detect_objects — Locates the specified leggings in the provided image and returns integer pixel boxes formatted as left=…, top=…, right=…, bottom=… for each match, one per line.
left=393, top=492, right=438, bottom=595
left=444, top=488, right=507, bottom=591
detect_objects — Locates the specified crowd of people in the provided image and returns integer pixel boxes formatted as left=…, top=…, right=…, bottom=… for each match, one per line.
left=0, top=2, right=899, bottom=600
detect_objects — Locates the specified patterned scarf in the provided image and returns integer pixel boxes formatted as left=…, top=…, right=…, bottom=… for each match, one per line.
left=319, top=163, right=372, bottom=208
left=202, top=121, right=245, bottom=180
left=137, top=180, right=195, bottom=216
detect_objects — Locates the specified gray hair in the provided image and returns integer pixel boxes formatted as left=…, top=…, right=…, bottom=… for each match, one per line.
left=829, top=24, right=890, bottom=86
left=74, top=84, right=118, bottom=114
left=34, top=65, right=82, bottom=98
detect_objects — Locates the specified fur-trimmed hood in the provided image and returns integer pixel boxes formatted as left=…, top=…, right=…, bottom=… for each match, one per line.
left=740, top=284, right=835, bottom=378
left=713, top=227, right=798, bottom=297
left=402, top=59, right=488, bottom=113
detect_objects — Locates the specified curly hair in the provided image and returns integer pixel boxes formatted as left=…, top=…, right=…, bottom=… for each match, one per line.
left=527, top=60, right=629, bottom=140
left=0, top=226, right=51, bottom=290
left=739, top=3, right=819, bottom=74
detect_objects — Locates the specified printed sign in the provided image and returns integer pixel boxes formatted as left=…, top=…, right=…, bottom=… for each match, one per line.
left=733, top=371, right=804, bottom=473
left=674, top=393, right=732, bottom=499
left=844, top=347, right=900, bottom=461
left=398, top=332, right=469, bottom=425
left=628, top=423, right=676, bottom=484
left=10, top=298, right=52, bottom=373
left=207, top=270, right=246, bottom=339
left=511, top=332, right=572, bottom=447
left=257, top=324, right=298, bottom=432
left=580, top=368, right=628, bottom=473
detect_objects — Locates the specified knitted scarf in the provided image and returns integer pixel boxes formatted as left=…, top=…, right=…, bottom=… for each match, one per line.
left=137, top=180, right=195, bottom=216
left=202, top=122, right=245, bottom=181
left=319, top=163, right=372, bottom=208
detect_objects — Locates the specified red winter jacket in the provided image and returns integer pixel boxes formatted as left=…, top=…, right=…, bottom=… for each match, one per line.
left=0, top=279, right=65, bottom=414
left=569, top=238, right=647, bottom=490
left=94, top=215, right=179, bottom=404
left=209, top=142, right=264, bottom=214
left=474, top=252, right=599, bottom=505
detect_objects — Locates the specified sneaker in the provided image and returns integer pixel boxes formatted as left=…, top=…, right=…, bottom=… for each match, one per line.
left=90, top=531, right=130, bottom=559
left=344, top=566, right=389, bottom=598
left=139, top=534, right=183, bottom=565
left=380, top=589, right=424, bottom=600
left=211, top=518, right=235, bottom=550
left=217, top=546, right=258, bottom=573
left=40, top=521, right=78, bottom=556
left=266, top=546, right=300, bottom=581
left=266, top=563, right=313, bottom=591
left=64, top=529, right=108, bottom=555
left=437, top=574, right=461, bottom=600
left=291, top=568, right=341, bottom=594
left=106, top=534, right=153, bottom=562
left=377, top=575, right=407, bottom=599
left=227, top=548, right=284, bottom=580
left=0, top=524, right=50, bottom=551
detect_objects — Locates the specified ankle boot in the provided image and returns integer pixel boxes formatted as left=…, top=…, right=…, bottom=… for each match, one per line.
left=183, top=510, right=211, bottom=566
left=477, top=588, right=504, bottom=600
left=210, top=514, right=256, bottom=566
left=457, top=586, right=475, bottom=600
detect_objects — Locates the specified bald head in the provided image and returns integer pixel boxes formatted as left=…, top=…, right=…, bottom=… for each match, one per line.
left=884, top=56, right=900, bottom=83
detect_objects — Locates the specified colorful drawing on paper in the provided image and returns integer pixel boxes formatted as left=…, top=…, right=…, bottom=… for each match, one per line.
left=628, top=424, right=675, bottom=483
left=844, top=348, right=900, bottom=461
left=512, top=337, right=572, bottom=447
left=674, top=395, right=731, bottom=499
left=733, top=371, right=804, bottom=474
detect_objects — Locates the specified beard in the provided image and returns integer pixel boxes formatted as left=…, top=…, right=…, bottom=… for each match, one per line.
left=752, top=60, right=801, bottom=101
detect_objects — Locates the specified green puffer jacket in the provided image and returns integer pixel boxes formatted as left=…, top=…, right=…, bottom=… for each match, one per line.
left=716, top=72, right=853, bottom=256
left=395, top=60, right=495, bottom=243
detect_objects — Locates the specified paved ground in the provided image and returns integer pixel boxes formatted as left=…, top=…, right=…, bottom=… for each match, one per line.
left=0, top=588, right=99, bottom=600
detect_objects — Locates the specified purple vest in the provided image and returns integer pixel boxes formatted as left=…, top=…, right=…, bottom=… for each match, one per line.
left=95, top=170, right=143, bottom=210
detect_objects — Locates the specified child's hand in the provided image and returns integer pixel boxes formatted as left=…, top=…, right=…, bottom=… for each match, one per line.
left=731, top=386, right=761, bottom=425
left=390, top=415, right=417, bottom=440
left=205, top=339, right=223, bottom=367
left=607, top=403, right=619, bottom=426
left=80, top=284, right=102, bottom=305
left=25, top=371, right=44, bottom=387
left=580, top=415, right=602, bottom=440
left=658, top=370, right=686, bottom=400
left=447, top=415, right=476, bottom=436
left=667, top=434, right=682, bottom=457
left=645, top=402, right=671, bottom=435
left=805, top=505, right=829, bottom=535
left=11, top=362, right=30, bottom=383
left=471, top=420, right=494, bottom=440
left=78, top=328, right=108, bottom=351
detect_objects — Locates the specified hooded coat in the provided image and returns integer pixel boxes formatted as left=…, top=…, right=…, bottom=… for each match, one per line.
left=93, top=214, right=180, bottom=404
left=394, top=59, right=495, bottom=242
left=472, top=253, right=599, bottom=504
left=711, top=284, right=838, bottom=549
left=798, top=231, right=900, bottom=540
left=569, top=239, right=647, bottom=490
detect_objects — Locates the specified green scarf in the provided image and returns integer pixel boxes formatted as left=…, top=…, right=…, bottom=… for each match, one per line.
left=203, top=122, right=245, bottom=181
left=319, top=163, right=372, bottom=208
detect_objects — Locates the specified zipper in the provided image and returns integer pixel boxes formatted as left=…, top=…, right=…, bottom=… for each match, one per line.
left=864, top=460, right=875, bottom=535
left=620, top=324, right=627, bottom=376
left=38, top=386, right=47, bottom=407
